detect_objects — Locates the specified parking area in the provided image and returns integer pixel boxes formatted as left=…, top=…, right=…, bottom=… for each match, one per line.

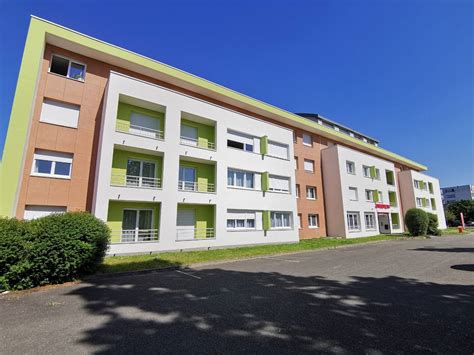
left=1, top=235, right=473, bottom=354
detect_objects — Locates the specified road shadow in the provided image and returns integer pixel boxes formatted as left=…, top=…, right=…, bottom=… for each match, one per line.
left=451, top=264, right=474, bottom=272
left=67, top=268, right=474, bottom=354
left=410, top=247, right=474, bottom=253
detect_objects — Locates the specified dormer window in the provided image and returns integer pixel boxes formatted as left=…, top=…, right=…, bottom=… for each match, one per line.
left=50, top=55, right=86, bottom=81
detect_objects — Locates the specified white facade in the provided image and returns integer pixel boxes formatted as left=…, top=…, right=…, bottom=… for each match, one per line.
left=398, top=170, right=447, bottom=229
left=93, top=72, right=298, bottom=254
left=322, top=145, right=404, bottom=238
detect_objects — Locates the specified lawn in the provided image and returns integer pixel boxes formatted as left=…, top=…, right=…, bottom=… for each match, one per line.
left=101, top=235, right=399, bottom=274
left=441, top=226, right=474, bottom=235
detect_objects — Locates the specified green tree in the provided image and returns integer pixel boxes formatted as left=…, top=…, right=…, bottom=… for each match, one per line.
left=445, top=200, right=474, bottom=224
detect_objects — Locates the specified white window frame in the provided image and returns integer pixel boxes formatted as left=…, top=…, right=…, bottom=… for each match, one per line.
left=268, top=175, right=290, bottom=193
left=416, top=197, right=423, bottom=207
left=308, top=214, right=319, bottom=229
left=306, top=186, right=316, bottom=200
left=348, top=187, right=358, bottom=201
left=267, top=140, right=289, bottom=160
left=364, top=212, right=376, bottom=230
left=226, top=211, right=256, bottom=231
left=31, top=150, right=73, bottom=179
left=347, top=212, right=361, bottom=232
left=227, top=169, right=255, bottom=189
left=346, top=161, right=355, bottom=175
left=365, top=189, right=374, bottom=202
left=302, top=133, right=312, bottom=147
left=39, top=99, right=80, bottom=128
left=23, top=205, right=67, bottom=220
left=270, top=212, right=292, bottom=230
left=49, top=54, right=86, bottom=82
left=296, top=184, right=300, bottom=198
left=227, top=129, right=255, bottom=153
left=304, top=159, right=315, bottom=173
left=414, top=180, right=420, bottom=189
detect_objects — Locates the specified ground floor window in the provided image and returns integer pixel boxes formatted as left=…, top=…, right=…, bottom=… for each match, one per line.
left=227, top=210, right=257, bottom=231
left=271, top=212, right=292, bottom=229
left=347, top=212, right=361, bottom=231
left=308, top=214, right=319, bottom=228
left=364, top=212, right=376, bottom=230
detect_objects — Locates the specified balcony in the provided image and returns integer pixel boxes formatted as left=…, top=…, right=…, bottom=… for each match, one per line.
left=176, top=204, right=215, bottom=241
left=115, top=99, right=165, bottom=140
left=176, top=228, right=215, bottom=241
left=178, top=158, right=216, bottom=193
left=114, top=229, right=159, bottom=243
left=180, top=112, right=216, bottom=151
left=111, top=174, right=162, bottom=189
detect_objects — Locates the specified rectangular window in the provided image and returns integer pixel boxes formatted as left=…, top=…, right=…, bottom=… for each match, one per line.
left=268, top=141, right=289, bottom=159
left=416, top=197, right=423, bottom=207
left=270, top=212, right=292, bottom=229
left=346, top=161, right=355, bottom=174
left=428, top=182, right=434, bottom=194
left=297, top=213, right=302, bottom=229
left=269, top=175, right=290, bottom=193
left=348, top=187, right=358, bottom=201
left=308, top=214, right=319, bottom=228
left=40, top=99, right=80, bottom=128
left=227, top=169, right=254, bottom=189
left=50, top=54, right=86, bottom=81
left=302, top=133, right=312, bottom=147
left=391, top=213, right=400, bottom=229
left=23, top=205, right=66, bottom=220
left=227, top=130, right=254, bottom=152
left=365, top=189, right=374, bottom=202
left=374, top=168, right=380, bottom=180
left=347, top=212, right=361, bottom=231
left=306, top=186, right=317, bottom=199
left=227, top=210, right=257, bottom=230
left=425, top=199, right=431, bottom=208
left=363, top=165, right=370, bottom=178
left=304, top=159, right=315, bottom=172
left=385, top=170, right=395, bottom=185
left=295, top=184, right=300, bottom=198
left=31, top=150, right=73, bottom=179
left=414, top=180, right=420, bottom=189
left=295, top=156, right=299, bottom=170
left=364, top=212, right=376, bottom=230
left=431, top=198, right=436, bottom=210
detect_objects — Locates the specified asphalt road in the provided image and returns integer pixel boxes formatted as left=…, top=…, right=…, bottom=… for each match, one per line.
left=1, top=235, right=473, bottom=354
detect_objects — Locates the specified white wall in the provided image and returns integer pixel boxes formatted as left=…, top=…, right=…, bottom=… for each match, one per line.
left=94, top=72, right=298, bottom=254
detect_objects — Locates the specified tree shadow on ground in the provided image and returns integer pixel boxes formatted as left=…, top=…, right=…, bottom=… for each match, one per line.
left=68, top=269, right=474, bottom=354
left=410, top=247, right=474, bottom=253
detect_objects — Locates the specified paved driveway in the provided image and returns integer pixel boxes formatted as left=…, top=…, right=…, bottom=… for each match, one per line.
left=1, top=235, right=473, bottom=354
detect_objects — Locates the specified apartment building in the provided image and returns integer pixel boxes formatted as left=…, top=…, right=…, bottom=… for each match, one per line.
left=0, top=17, right=446, bottom=254
left=441, top=184, right=474, bottom=204
left=398, top=171, right=447, bottom=229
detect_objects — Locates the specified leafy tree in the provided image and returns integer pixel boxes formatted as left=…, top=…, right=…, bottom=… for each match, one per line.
left=445, top=200, right=474, bottom=224
left=404, top=208, right=429, bottom=236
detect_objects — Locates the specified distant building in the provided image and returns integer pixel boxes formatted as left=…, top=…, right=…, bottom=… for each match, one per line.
left=441, top=185, right=474, bottom=204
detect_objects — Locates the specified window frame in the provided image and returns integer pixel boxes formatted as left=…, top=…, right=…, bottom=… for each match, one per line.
left=268, top=174, right=291, bottom=193
left=306, top=186, right=317, bottom=200
left=49, top=54, right=87, bottom=82
left=364, top=212, right=376, bottom=230
left=365, top=189, right=374, bottom=202
left=346, top=161, right=356, bottom=175
left=302, top=133, right=312, bottom=147
left=347, top=212, right=361, bottom=232
left=348, top=187, right=358, bottom=201
left=31, top=150, right=73, bottom=179
left=227, top=168, right=255, bottom=190
left=303, top=159, right=315, bottom=173
left=308, top=214, right=319, bottom=229
left=270, top=212, right=292, bottom=230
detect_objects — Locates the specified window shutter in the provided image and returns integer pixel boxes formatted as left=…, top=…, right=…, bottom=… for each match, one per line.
left=431, top=198, right=436, bottom=210
left=260, top=136, right=268, bottom=155
left=262, top=211, right=270, bottom=231
left=370, top=166, right=376, bottom=178
left=389, top=191, right=396, bottom=205
left=373, top=190, right=379, bottom=202
left=261, top=172, right=269, bottom=192
left=391, top=213, right=399, bottom=226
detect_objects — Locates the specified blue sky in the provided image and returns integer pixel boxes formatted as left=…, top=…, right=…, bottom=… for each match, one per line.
left=0, top=0, right=472, bottom=186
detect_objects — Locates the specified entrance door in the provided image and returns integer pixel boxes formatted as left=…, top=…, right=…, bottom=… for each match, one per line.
left=179, top=166, right=196, bottom=191
left=130, top=112, right=160, bottom=138
left=122, top=209, right=153, bottom=242
left=378, top=213, right=391, bottom=234
left=181, top=124, right=198, bottom=146
left=177, top=209, right=196, bottom=240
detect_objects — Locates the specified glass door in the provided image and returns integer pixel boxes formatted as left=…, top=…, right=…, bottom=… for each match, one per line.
left=181, top=124, right=198, bottom=146
left=121, top=209, right=154, bottom=242
left=126, top=159, right=156, bottom=188
left=122, top=209, right=138, bottom=242
left=141, top=161, right=156, bottom=188
left=179, top=166, right=196, bottom=191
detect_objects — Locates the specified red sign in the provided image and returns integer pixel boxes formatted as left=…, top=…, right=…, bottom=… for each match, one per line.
left=375, top=203, right=390, bottom=209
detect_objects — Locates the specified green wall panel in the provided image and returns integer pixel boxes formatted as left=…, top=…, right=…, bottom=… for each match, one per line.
left=179, top=160, right=215, bottom=192
left=111, top=149, right=163, bottom=186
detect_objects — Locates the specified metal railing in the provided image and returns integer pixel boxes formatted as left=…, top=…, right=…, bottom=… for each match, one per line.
left=176, top=228, right=215, bottom=241
left=114, top=229, right=159, bottom=243
left=180, top=136, right=216, bottom=150
left=178, top=180, right=215, bottom=193
left=111, top=174, right=162, bottom=189
left=116, top=120, right=164, bottom=140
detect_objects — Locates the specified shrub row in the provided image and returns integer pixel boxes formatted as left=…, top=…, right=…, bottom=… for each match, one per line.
left=404, top=208, right=441, bottom=237
left=0, top=212, right=110, bottom=290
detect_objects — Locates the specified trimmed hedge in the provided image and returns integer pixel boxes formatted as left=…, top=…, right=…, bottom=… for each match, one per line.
left=0, top=212, right=110, bottom=290
left=404, top=208, right=429, bottom=236
left=427, top=213, right=441, bottom=236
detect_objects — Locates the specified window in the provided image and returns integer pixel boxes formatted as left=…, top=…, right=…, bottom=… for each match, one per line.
left=269, top=175, right=290, bottom=193
left=374, top=168, right=380, bottom=180
left=126, top=159, right=157, bottom=188
left=302, top=133, right=312, bottom=147
left=130, top=112, right=160, bottom=138
left=304, top=159, right=315, bottom=173
left=271, top=212, right=292, bottom=229
left=308, top=214, right=319, bottom=228
left=363, top=165, right=379, bottom=179
left=297, top=214, right=302, bottom=229
left=365, top=189, right=374, bottom=202
left=428, top=182, right=434, bottom=194
left=306, top=186, right=317, bottom=199
left=31, top=150, right=73, bottom=179
left=385, top=170, right=395, bottom=185
left=431, top=198, right=436, bottom=210
left=295, top=156, right=299, bottom=170
left=50, top=55, right=85, bottom=81
left=268, top=141, right=289, bottom=159
left=295, top=184, right=300, bottom=198
left=377, top=191, right=383, bottom=203
left=23, top=205, right=66, bottom=220
left=227, top=130, right=254, bottom=152
left=391, top=213, right=400, bottom=229
left=346, top=161, right=355, bottom=174
left=425, top=199, right=431, bottom=208
left=348, top=187, right=358, bottom=201
left=347, top=212, right=361, bottom=231
left=40, top=99, right=80, bottom=128
left=364, top=213, right=376, bottom=230
left=227, top=210, right=256, bottom=231
left=227, top=169, right=254, bottom=189
left=416, top=197, right=423, bottom=207
left=363, top=165, right=370, bottom=178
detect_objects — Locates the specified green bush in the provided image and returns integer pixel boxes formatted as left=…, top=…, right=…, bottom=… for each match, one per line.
left=404, top=208, right=429, bottom=236
left=0, top=212, right=110, bottom=290
left=427, top=213, right=442, bottom=236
